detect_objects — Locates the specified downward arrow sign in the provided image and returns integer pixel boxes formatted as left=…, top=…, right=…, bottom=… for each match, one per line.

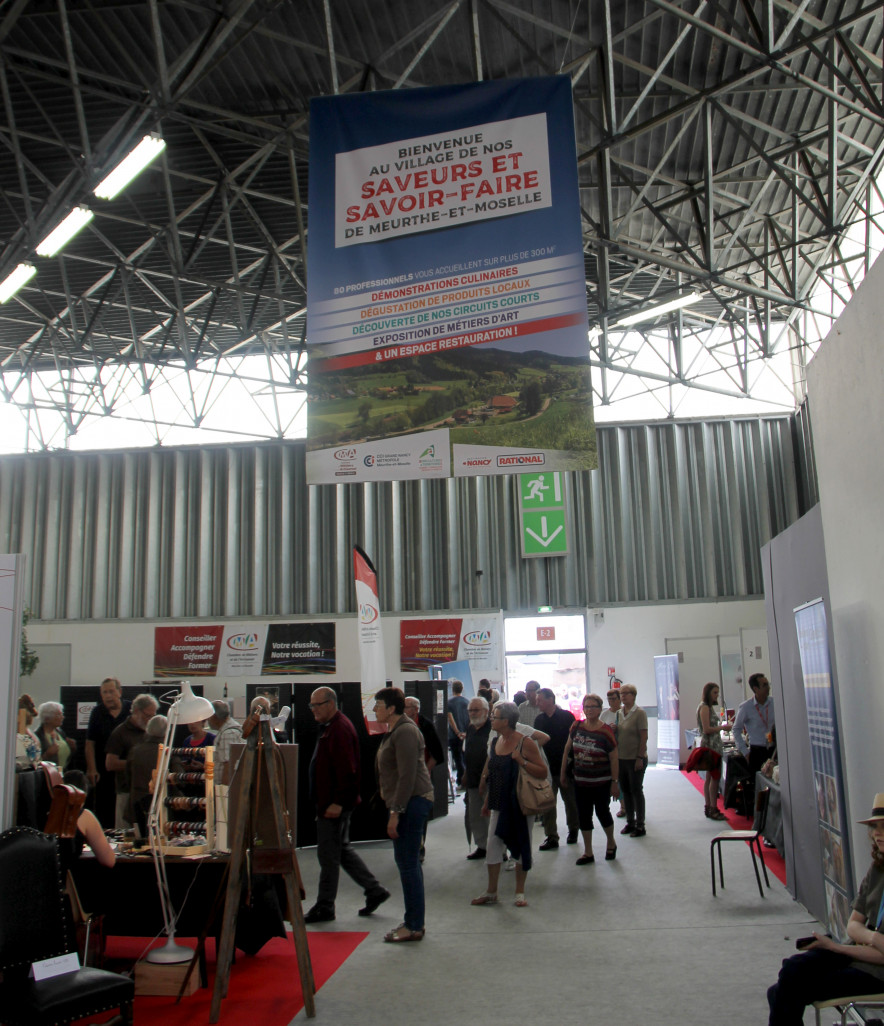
left=525, top=515, right=564, bottom=548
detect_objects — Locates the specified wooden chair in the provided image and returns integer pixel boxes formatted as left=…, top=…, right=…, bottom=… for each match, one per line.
left=0, top=826, right=133, bottom=1026
left=812, top=993, right=884, bottom=1025
left=710, top=786, right=771, bottom=898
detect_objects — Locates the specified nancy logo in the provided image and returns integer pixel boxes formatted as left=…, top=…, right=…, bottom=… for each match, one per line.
left=227, top=632, right=259, bottom=651
left=359, top=603, right=378, bottom=624
left=334, top=447, right=357, bottom=461
left=463, top=630, right=491, bottom=647
left=419, top=445, right=435, bottom=459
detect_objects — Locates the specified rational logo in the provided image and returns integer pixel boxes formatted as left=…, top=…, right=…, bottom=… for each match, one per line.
left=359, top=602, right=378, bottom=624
left=226, top=632, right=259, bottom=651
left=334, top=447, right=357, bottom=461
left=462, top=630, right=491, bottom=647
left=498, top=453, right=545, bottom=467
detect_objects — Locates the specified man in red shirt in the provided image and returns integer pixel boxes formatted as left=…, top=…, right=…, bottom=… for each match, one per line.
left=303, top=687, right=389, bottom=924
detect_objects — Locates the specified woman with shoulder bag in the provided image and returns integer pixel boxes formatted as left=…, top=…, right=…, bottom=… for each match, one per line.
left=472, top=701, right=546, bottom=908
left=697, top=682, right=732, bottom=820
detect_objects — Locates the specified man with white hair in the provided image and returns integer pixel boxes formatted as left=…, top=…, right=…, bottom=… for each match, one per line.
left=105, top=693, right=159, bottom=829
left=208, top=699, right=242, bottom=781
left=303, top=686, right=389, bottom=924
left=463, top=696, right=492, bottom=860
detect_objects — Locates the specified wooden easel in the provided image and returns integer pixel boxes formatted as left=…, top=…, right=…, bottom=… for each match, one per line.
left=209, top=719, right=315, bottom=1021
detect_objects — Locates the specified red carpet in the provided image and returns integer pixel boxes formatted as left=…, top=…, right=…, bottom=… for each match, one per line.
left=92, top=931, right=366, bottom=1025
left=681, top=770, right=787, bottom=886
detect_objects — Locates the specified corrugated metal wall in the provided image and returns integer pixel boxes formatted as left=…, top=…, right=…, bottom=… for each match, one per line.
left=0, top=412, right=817, bottom=620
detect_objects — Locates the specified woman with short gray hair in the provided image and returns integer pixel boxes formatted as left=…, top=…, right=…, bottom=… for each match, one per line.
left=36, top=700, right=76, bottom=769
left=472, top=701, right=547, bottom=908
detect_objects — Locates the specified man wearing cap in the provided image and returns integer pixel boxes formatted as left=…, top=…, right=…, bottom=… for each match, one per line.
left=732, top=673, right=775, bottom=775
left=767, top=792, right=884, bottom=1024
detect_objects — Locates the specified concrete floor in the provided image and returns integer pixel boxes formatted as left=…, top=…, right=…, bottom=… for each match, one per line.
left=291, top=768, right=822, bottom=1025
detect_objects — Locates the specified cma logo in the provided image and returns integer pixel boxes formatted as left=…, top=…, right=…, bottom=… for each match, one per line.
left=359, top=603, right=378, bottom=624
left=463, top=630, right=491, bottom=647
left=364, top=455, right=375, bottom=466
left=227, top=632, right=259, bottom=651
left=334, top=448, right=357, bottom=461
left=420, top=445, right=435, bottom=459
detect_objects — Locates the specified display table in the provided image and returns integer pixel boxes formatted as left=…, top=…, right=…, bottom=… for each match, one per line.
left=72, top=850, right=286, bottom=979
left=757, top=772, right=784, bottom=855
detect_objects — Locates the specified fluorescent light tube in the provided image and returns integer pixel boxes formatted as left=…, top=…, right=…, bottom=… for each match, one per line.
left=0, top=262, right=36, bottom=303
left=35, top=206, right=94, bottom=257
left=94, top=134, right=166, bottom=200
left=615, top=292, right=701, bottom=327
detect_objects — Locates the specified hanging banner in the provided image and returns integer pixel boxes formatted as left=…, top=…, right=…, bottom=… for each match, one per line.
left=1, top=555, right=26, bottom=830
left=219, top=623, right=265, bottom=678
left=653, top=654, right=681, bottom=769
left=400, top=615, right=501, bottom=676
left=307, top=76, right=593, bottom=483
left=354, top=546, right=387, bottom=695
left=261, top=622, right=336, bottom=675
left=795, top=599, right=854, bottom=940
left=154, top=626, right=224, bottom=677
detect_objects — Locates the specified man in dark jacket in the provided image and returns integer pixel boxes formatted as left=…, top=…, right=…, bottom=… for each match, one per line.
left=303, top=687, right=389, bottom=924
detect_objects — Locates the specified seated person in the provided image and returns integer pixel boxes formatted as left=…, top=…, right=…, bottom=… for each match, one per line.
left=768, top=793, right=884, bottom=1024
left=59, top=770, right=116, bottom=870
left=180, top=720, right=216, bottom=771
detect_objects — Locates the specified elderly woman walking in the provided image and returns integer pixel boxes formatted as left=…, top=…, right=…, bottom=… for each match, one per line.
left=472, top=701, right=547, bottom=908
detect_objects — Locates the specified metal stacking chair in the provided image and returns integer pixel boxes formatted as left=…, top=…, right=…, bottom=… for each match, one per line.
left=710, top=786, right=771, bottom=898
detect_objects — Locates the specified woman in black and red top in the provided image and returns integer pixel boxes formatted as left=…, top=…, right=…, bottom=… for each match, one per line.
left=561, top=694, right=619, bottom=865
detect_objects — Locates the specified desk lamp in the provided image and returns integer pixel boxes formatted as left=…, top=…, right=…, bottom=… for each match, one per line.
left=146, top=681, right=215, bottom=964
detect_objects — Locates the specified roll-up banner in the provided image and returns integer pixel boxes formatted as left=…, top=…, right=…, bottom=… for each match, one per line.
left=653, top=654, right=681, bottom=769
left=794, top=599, right=854, bottom=940
left=353, top=546, right=387, bottom=699
left=307, top=76, right=593, bottom=483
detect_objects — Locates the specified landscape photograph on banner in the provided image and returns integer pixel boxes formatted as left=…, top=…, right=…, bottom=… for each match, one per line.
left=306, top=76, right=595, bottom=484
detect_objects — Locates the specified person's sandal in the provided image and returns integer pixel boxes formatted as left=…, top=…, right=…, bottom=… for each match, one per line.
left=383, top=925, right=425, bottom=942
left=470, top=892, right=499, bottom=905
left=514, top=894, right=528, bottom=906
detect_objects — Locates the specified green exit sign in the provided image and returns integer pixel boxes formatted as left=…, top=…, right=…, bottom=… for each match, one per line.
left=518, top=472, right=568, bottom=558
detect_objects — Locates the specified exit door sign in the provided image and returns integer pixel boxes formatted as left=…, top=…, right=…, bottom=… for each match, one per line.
left=518, top=472, right=569, bottom=558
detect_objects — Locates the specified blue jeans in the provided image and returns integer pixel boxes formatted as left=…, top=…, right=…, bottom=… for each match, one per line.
left=392, top=795, right=432, bottom=931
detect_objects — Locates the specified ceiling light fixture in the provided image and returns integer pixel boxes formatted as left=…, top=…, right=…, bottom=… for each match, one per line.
left=0, top=262, right=37, bottom=303
left=94, top=134, right=166, bottom=200
left=35, top=206, right=94, bottom=257
left=614, top=292, right=701, bottom=327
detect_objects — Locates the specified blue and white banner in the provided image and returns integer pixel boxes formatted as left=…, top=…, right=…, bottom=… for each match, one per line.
left=307, top=77, right=592, bottom=484
left=795, top=599, right=854, bottom=940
